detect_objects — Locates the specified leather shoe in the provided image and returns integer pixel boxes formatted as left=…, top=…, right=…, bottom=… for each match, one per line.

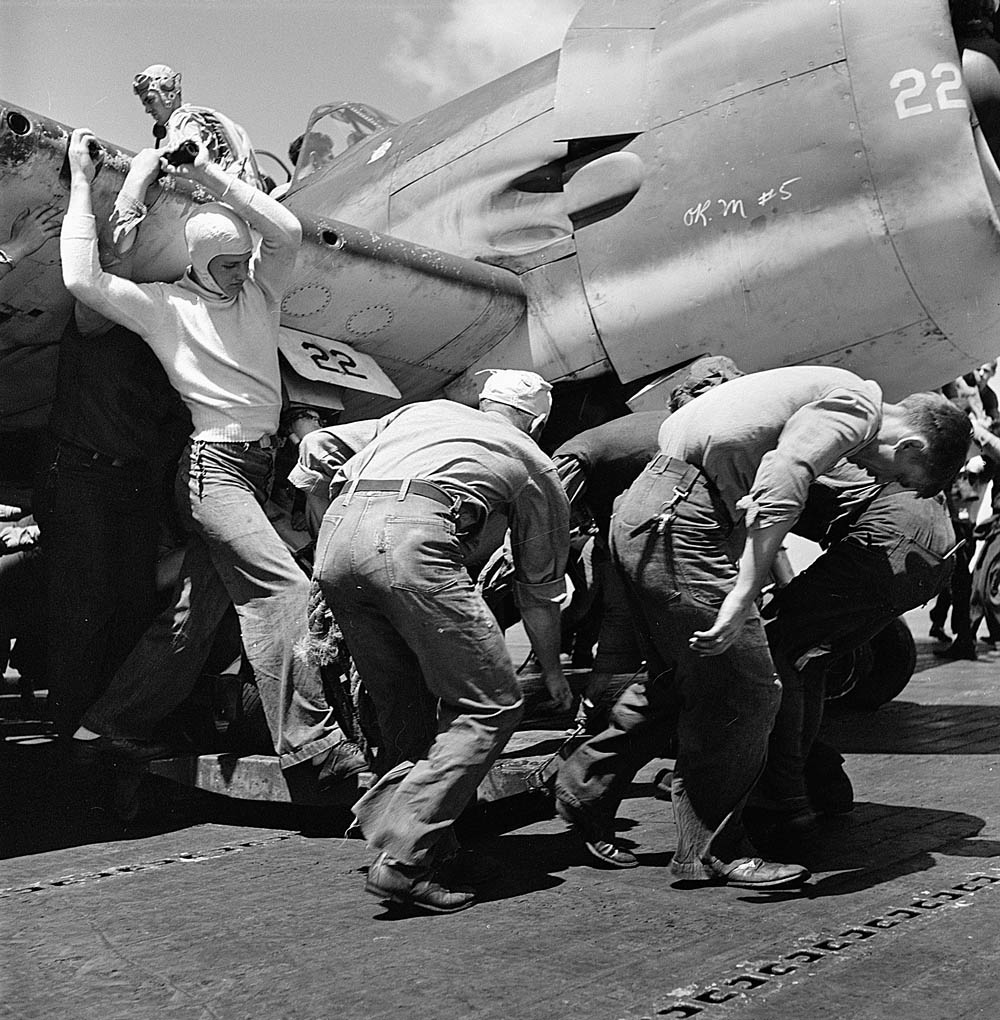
left=806, top=768, right=854, bottom=815
left=933, top=641, right=977, bottom=661
left=365, top=852, right=476, bottom=913
left=744, top=804, right=819, bottom=837
left=555, top=798, right=638, bottom=868
left=710, top=857, right=810, bottom=889
left=928, top=625, right=950, bottom=642
left=805, top=741, right=854, bottom=814
left=441, top=849, right=502, bottom=887
left=316, top=738, right=369, bottom=789
left=69, top=734, right=176, bottom=763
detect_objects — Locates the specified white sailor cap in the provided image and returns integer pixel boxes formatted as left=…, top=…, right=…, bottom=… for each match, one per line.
left=476, top=369, right=553, bottom=420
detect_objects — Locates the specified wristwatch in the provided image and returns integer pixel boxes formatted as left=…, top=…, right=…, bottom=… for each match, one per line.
left=0, top=249, right=15, bottom=269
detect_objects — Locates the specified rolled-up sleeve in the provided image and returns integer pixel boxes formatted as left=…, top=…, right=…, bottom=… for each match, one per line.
left=509, top=467, right=570, bottom=608
left=739, top=385, right=882, bottom=530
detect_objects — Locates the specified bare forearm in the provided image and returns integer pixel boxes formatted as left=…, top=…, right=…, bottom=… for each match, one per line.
left=733, top=521, right=796, bottom=605
left=520, top=602, right=563, bottom=679
left=690, top=518, right=796, bottom=655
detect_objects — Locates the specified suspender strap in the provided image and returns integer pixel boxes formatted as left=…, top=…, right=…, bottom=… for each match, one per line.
left=630, top=461, right=702, bottom=537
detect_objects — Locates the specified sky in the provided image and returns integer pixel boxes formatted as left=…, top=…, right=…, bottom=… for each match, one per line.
left=2, top=0, right=580, bottom=179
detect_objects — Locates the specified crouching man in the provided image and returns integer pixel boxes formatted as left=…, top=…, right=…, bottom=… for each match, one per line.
left=314, top=370, right=572, bottom=913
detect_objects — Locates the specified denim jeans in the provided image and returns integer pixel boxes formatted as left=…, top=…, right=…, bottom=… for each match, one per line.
left=82, top=440, right=339, bottom=768
left=0, top=543, right=44, bottom=680
left=759, top=488, right=954, bottom=809
left=555, top=459, right=781, bottom=879
left=592, top=540, right=644, bottom=674
left=35, top=442, right=163, bottom=736
left=314, top=488, right=523, bottom=868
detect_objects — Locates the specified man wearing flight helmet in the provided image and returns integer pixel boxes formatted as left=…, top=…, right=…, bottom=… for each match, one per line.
left=111, top=64, right=263, bottom=255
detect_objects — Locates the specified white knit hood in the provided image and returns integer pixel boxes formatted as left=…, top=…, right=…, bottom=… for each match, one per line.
left=184, top=203, right=252, bottom=298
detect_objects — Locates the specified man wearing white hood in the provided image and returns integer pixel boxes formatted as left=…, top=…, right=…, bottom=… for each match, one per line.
left=60, top=128, right=357, bottom=781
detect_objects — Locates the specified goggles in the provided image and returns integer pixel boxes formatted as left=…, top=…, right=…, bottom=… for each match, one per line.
left=133, top=70, right=180, bottom=97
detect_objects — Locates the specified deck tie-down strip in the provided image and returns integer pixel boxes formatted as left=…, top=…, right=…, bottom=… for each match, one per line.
left=629, top=870, right=1000, bottom=1019
left=0, top=833, right=294, bottom=898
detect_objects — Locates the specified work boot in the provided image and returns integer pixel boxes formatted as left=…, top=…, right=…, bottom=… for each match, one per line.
left=316, top=737, right=369, bottom=785
left=364, top=852, right=476, bottom=913
left=804, top=742, right=854, bottom=815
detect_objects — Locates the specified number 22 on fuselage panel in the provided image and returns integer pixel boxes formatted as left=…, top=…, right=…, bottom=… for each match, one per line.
left=562, top=0, right=1000, bottom=399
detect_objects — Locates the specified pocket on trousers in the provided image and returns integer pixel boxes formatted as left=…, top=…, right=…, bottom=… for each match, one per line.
left=614, top=471, right=668, bottom=532
left=314, top=514, right=345, bottom=577
left=384, top=514, right=461, bottom=594
left=886, top=534, right=948, bottom=613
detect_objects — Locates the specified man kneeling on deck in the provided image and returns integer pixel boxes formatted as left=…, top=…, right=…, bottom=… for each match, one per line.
left=314, top=370, right=572, bottom=913
left=554, top=367, right=971, bottom=890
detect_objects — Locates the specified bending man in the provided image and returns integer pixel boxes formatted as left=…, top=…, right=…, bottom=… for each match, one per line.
left=555, top=366, right=971, bottom=889
left=314, top=370, right=571, bottom=914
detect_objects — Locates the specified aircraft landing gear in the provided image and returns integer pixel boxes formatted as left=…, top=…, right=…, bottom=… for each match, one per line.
left=825, top=617, right=917, bottom=711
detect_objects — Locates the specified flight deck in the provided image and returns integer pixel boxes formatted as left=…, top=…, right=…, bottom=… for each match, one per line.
left=3, top=611, right=998, bottom=1020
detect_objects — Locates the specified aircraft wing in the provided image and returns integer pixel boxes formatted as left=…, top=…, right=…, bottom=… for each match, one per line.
left=7, top=0, right=1000, bottom=435
left=0, top=102, right=532, bottom=428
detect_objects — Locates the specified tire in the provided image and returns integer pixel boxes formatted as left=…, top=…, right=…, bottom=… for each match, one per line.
left=227, top=682, right=276, bottom=754
left=835, top=617, right=917, bottom=711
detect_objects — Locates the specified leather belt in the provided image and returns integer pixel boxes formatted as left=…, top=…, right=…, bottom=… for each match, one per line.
left=236, top=435, right=281, bottom=450
left=199, top=435, right=282, bottom=450
left=648, top=453, right=692, bottom=475
left=343, top=478, right=456, bottom=508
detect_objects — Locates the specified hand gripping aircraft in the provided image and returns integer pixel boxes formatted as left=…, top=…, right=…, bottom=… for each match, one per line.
left=2, top=0, right=1000, bottom=430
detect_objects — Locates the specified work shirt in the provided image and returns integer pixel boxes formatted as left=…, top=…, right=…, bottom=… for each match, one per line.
left=288, top=419, right=379, bottom=499
left=339, top=400, right=570, bottom=608
left=48, top=317, right=189, bottom=469
left=553, top=410, right=669, bottom=538
left=658, top=366, right=883, bottom=531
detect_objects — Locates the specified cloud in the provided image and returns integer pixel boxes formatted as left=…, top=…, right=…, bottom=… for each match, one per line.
left=388, top=0, right=579, bottom=104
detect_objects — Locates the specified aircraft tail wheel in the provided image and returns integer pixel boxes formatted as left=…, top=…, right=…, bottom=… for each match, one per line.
left=224, top=681, right=275, bottom=754
left=836, top=617, right=917, bottom=711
